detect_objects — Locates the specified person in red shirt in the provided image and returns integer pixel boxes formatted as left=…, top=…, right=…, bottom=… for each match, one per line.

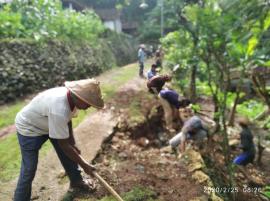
left=147, top=74, right=172, bottom=94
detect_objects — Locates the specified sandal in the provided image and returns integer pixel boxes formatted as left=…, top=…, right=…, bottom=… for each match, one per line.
left=70, top=178, right=97, bottom=192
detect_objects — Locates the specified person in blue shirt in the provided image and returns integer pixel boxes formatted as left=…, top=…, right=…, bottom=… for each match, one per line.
left=233, top=117, right=256, bottom=166
left=138, top=44, right=146, bottom=77
left=147, top=64, right=158, bottom=80
left=158, top=89, right=191, bottom=132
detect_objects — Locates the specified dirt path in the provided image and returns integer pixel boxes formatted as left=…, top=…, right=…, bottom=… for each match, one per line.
left=0, top=63, right=150, bottom=201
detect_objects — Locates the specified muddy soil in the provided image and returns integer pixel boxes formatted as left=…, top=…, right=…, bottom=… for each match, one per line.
left=70, top=87, right=206, bottom=201
left=92, top=130, right=205, bottom=201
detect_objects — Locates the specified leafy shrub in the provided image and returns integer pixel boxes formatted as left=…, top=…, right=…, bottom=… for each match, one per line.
left=237, top=100, right=265, bottom=119
left=0, top=39, right=115, bottom=103
left=0, top=8, right=24, bottom=38
left=103, top=29, right=138, bottom=66
left=0, top=0, right=104, bottom=42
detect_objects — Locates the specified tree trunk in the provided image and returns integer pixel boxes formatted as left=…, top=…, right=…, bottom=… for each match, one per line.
left=213, top=96, right=220, bottom=133
left=257, top=138, right=265, bottom=166
left=228, top=91, right=240, bottom=126
left=189, top=65, right=197, bottom=102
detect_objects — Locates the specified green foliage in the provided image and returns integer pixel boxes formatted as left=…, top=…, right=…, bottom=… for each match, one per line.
left=100, top=186, right=157, bottom=201
left=0, top=8, right=24, bottom=38
left=0, top=0, right=105, bottom=42
left=262, top=185, right=270, bottom=199
left=0, top=101, right=26, bottom=129
left=237, top=100, right=265, bottom=119
left=191, top=103, right=201, bottom=113
left=103, top=29, right=137, bottom=66
left=0, top=40, right=115, bottom=103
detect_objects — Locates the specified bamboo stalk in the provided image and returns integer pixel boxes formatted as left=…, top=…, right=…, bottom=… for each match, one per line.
left=93, top=172, right=124, bottom=201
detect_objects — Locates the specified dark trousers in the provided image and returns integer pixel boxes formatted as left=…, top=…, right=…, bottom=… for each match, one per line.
left=139, top=61, right=144, bottom=76
left=14, top=133, right=82, bottom=201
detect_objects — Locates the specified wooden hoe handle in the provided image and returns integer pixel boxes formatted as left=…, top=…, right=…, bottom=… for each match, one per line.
left=93, top=171, right=124, bottom=201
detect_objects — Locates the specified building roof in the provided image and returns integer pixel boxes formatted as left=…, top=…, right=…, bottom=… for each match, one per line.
left=62, top=0, right=85, bottom=11
left=95, top=8, right=121, bottom=21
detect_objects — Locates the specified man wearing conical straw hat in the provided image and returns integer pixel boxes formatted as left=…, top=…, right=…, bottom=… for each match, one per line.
left=14, top=78, right=104, bottom=201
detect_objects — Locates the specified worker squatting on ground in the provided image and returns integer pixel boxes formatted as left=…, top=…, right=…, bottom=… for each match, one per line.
left=233, top=117, right=256, bottom=166
left=147, top=64, right=158, bottom=80
left=158, top=89, right=191, bottom=132
left=138, top=44, right=146, bottom=78
left=14, top=78, right=103, bottom=201
left=169, top=111, right=209, bottom=157
left=147, top=74, right=172, bottom=94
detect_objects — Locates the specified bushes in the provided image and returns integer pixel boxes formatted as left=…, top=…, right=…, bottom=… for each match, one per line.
left=0, top=0, right=104, bottom=42
left=0, top=39, right=115, bottom=103
left=103, top=29, right=138, bottom=66
left=0, top=0, right=138, bottom=103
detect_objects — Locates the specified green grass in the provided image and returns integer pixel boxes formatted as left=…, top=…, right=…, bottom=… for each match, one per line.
left=128, top=98, right=146, bottom=125
left=0, top=133, right=52, bottom=182
left=99, top=186, right=159, bottom=201
left=262, top=185, right=270, bottom=199
left=0, top=61, right=143, bottom=182
left=0, top=101, right=27, bottom=129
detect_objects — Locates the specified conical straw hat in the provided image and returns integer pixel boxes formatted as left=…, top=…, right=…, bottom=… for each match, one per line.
left=65, top=78, right=104, bottom=109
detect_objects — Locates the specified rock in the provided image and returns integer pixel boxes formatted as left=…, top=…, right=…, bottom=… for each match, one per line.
left=57, top=170, right=66, bottom=178
left=180, top=173, right=187, bottom=179
left=160, top=146, right=173, bottom=154
left=112, top=136, right=119, bottom=143
left=188, top=161, right=204, bottom=172
left=40, top=186, right=46, bottom=191
left=229, top=139, right=240, bottom=147
left=134, top=164, right=145, bottom=173
left=31, top=195, right=40, bottom=200
left=103, top=159, right=110, bottom=166
left=119, top=152, right=128, bottom=160
left=117, top=132, right=125, bottom=138
left=189, top=195, right=208, bottom=201
left=184, top=150, right=205, bottom=172
left=136, top=137, right=150, bottom=147
left=210, top=192, right=224, bottom=201
left=192, top=171, right=212, bottom=186
left=157, top=173, right=169, bottom=181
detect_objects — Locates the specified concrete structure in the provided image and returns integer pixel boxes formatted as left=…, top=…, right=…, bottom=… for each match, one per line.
left=95, top=8, right=122, bottom=33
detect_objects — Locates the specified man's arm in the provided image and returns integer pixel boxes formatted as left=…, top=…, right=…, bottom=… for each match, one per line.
left=179, top=139, right=186, bottom=153
left=57, top=139, right=95, bottom=175
left=68, top=121, right=75, bottom=145
left=68, top=121, right=80, bottom=154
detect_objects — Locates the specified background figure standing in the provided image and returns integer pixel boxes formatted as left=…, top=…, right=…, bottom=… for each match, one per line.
left=138, top=44, right=146, bottom=77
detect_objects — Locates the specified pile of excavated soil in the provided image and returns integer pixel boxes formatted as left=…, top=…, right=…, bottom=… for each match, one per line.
left=91, top=130, right=206, bottom=201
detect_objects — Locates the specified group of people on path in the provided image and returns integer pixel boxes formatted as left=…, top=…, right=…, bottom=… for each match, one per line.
left=145, top=62, right=209, bottom=157
left=137, top=44, right=163, bottom=78
left=12, top=45, right=256, bottom=200
left=142, top=44, right=256, bottom=164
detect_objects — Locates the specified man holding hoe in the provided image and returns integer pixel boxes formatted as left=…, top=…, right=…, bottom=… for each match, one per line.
left=14, top=78, right=103, bottom=201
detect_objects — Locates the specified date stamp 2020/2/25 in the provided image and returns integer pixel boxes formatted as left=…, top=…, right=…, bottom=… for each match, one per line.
left=204, top=185, right=262, bottom=194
